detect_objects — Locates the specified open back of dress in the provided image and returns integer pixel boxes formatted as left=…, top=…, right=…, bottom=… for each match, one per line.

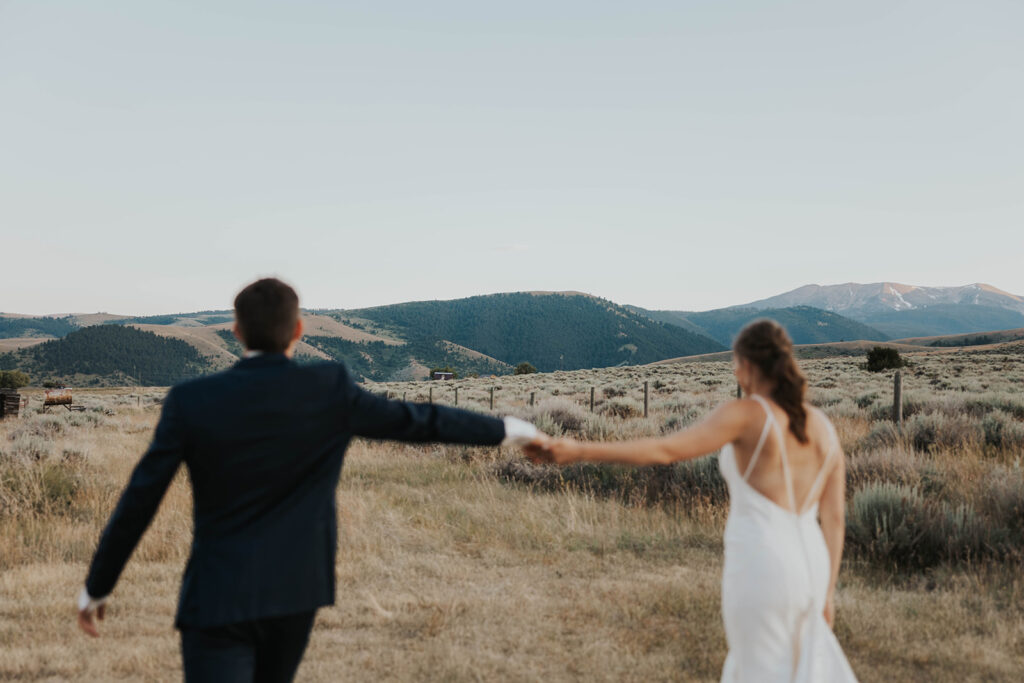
left=718, top=395, right=857, bottom=683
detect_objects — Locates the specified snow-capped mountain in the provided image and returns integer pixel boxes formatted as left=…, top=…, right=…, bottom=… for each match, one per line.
left=741, top=283, right=1024, bottom=338
left=744, top=283, right=1024, bottom=315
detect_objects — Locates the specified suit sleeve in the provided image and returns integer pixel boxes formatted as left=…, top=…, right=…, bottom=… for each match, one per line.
left=341, top=369, right=505, bottom=445
left=85, top=389, right=186, bottom=599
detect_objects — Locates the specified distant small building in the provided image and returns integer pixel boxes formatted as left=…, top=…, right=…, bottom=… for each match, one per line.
left=431, top=372, right=454, bottom=381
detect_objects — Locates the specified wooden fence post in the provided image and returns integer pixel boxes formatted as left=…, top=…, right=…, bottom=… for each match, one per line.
left=643, top=381, right=649, bottom=418
left=402, top=392, right=407, bottom=402
left=893, top=371, right=903, bottom=427
left=454, top=387, right=459, bottom=406
left=590, top=387, right=595, bottom=413
left=736, top=383, right=742, bottom=399
left=529, top=392, right=535, bottom=407
left=429, top=386, right=433, bottom=404
left=489, top=387, right=495, bottom=410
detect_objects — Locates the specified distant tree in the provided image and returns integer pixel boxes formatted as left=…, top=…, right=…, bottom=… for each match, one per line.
left=866, top=347, right=904, bottom=373
left=0, top=370, right=30, bottom=389
left=514, top=362, right=537, bottom=375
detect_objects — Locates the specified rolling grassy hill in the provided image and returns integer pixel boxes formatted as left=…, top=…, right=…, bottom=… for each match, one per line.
left=11, top=283, right=1024, bottom=386
left=892, top=328, right=1024, bottom=348
left=855, top=304, right=1024, bottom=339
left=341, top=292, right=725, bottom=373
left=0, top=316, right=78, bottom=339
left=0, top=325, right=211, bottom=386
left=0, top=293, right=726, bottom=384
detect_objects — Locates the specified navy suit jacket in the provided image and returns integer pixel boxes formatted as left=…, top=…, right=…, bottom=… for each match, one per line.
left=85, top=354, right=505, bottom=628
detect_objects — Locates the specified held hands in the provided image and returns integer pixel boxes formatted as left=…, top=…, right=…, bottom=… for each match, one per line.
left=523, top=434, right=582, bottom=465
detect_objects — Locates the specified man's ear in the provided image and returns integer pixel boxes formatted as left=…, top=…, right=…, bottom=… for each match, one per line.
left=292, top=317, right=303, bottom=343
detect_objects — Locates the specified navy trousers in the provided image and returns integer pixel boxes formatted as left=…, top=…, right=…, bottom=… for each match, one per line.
left=180, top=610, right=317, bottom=683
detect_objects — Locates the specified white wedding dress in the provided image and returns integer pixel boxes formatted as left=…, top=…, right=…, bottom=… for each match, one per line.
left=718, top=395, right=858, bottom=682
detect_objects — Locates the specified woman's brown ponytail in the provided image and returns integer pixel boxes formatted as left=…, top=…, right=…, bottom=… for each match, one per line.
left=733, top=320, right=809, bottom=444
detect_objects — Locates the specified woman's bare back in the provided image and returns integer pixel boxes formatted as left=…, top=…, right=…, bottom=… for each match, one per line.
left=731, top=397, right=838, bottom=514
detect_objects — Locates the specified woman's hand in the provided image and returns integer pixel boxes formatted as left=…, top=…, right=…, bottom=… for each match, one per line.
left=824, top=593, right=835, bottom=629
left=524, top=436, right=582, bottom=465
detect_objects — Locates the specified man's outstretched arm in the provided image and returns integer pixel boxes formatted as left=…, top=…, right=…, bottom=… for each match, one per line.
left=343, top=371, right=535, bottom=446
left=78, top=388, right=186, bottom=636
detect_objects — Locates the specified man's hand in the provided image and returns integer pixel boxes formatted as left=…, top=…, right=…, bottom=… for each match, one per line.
left=77, top=603, right=106, bottom=638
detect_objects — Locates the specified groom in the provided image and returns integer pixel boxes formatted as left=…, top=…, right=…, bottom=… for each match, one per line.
left=77, top=278, right=539, bottom=682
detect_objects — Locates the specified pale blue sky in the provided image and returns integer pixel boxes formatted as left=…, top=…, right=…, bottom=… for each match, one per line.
left=1, top=1, right=1022, bottom=315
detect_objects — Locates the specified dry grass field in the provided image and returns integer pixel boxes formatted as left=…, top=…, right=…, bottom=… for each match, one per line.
left=2, top=345, right=1024, bottom=681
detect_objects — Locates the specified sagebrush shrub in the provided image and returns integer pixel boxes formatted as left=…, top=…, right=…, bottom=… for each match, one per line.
left=846, top=483, right=986, bottom=570
left=846, top=448, right=921, bottom=491
left=600, top=398, right=642, bottom=419
left=855, top=392, right=879, bottom=409
left=535, top=398, right=586, bottom=433
left=981, top=410, right=1024, bottom=450
left=846, top=483, right=948, bottom=570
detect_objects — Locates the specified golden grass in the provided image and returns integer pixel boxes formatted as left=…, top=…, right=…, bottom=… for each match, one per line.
left=2, top=348, right=1024, bottom=681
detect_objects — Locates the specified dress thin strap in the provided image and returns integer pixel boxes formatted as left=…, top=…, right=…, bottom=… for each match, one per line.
left=744, top=395, right=775, bottom=481
left=773, top=421, right=799, bottom=514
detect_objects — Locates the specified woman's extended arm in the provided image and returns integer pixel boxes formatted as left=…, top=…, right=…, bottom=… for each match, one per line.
left=527, top=400, right=751, bottom=466
left=818, top=447, right=846, bottom=628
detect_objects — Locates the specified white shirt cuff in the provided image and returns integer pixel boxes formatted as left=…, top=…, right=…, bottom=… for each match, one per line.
left=77, top=586, right=107, bottom=612
left=501, top=416, right=538, bottom=447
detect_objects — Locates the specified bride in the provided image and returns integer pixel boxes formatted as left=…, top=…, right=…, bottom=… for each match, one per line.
left=526, top=320, right=858, bottom=682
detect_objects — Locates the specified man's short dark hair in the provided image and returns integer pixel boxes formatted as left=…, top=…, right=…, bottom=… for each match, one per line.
left=234, top=278, right=300, bottom=353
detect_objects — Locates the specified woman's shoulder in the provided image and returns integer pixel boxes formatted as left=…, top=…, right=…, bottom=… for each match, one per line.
left=804, top=404, right=840, bottom=449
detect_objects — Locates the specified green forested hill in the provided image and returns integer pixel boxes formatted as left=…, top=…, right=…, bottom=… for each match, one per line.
left=637, top=306, right=887, bottom=346
left=343, top=293, right=725, bottom=372
left=0, top=325, right=212, bottom=385
left=0, top=292, right=730, bottom=385
left=305, top=337, right=510, bottom=381
left=0, top=316, right=79, bottom=339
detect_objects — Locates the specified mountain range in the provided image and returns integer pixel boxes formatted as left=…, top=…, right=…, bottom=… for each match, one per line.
left=741, top=282, right=1024, bottom=338
left=2, top=281, right=1022, bottom=385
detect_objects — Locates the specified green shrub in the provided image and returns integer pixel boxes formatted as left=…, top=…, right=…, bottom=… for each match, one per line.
left=866, top=347, right=905, bottom=373
left=0, top=370, right=30, bottom=389
left=514, top=362, right=537, bottom=375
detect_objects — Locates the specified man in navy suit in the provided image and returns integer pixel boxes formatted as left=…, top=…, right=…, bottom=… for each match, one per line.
left=77, top=278, right=539, bottom=682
